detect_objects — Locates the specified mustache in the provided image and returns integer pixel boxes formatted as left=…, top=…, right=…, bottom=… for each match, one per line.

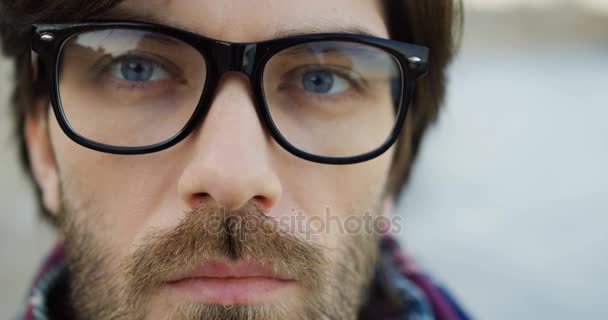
left=125, top=202, right=326, bottom=300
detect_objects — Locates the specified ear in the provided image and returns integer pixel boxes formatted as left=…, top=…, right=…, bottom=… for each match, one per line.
left=25, top=100, right=60, bottom=215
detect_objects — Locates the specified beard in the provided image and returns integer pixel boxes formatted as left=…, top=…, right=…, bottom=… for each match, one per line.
left=57, top=199, right=381, bottom=320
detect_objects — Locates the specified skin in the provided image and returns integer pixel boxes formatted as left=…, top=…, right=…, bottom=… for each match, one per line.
left=25, top=0, right=401, bottom=319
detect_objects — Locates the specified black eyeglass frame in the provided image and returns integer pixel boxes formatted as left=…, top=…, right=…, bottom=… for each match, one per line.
left=31, top=21, right=429, bottom=165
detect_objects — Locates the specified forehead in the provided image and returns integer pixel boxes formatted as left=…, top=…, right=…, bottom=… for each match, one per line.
left=116, top=0, right=388, bottom=42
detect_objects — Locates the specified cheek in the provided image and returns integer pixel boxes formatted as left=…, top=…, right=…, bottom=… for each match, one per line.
left=49, top=118, right=184, bottom=256
left=277, top=146, right=394, bottom=217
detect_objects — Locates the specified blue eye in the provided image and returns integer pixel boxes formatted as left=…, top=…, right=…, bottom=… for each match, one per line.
left=300, top=70, right=349, bottom=94
left=110, top=57, right=169, bottom=82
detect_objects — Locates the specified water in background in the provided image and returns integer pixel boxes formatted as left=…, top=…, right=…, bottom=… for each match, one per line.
left=1, top=5, right=607, bottom=320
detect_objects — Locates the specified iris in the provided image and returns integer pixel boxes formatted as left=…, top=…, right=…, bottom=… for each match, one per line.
left=302, top=70, right=335, bottom=94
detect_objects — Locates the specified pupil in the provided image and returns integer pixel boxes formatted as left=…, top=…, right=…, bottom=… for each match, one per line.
left=121, top=60, right=154, bottom=82
left=302, top=71, right=334, bottom=93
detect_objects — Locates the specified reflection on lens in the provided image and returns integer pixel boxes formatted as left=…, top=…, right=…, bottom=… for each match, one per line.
left=58, top=29, right=207, bottom=147
left=263, top=41, right=402, bottom=158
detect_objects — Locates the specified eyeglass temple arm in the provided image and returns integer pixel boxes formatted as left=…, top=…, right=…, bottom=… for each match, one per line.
left=30, top=50, right=40, bottom=81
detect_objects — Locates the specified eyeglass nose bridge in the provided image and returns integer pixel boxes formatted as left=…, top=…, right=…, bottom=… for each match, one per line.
left=212, top=41, right=258, bottom=76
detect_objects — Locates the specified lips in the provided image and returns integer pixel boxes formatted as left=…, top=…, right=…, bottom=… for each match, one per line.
left=163, top=260, right=296, bottom=304
left=166, top=260, right=294, bottom=282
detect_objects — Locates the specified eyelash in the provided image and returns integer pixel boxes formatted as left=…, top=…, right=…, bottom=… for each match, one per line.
left=93, top=52, right=184, bottom=88
left=280, top=65, right=366, bottom=93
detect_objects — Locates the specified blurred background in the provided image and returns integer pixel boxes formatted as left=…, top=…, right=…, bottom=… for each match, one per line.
left=1, top=0, right=607, bottom=319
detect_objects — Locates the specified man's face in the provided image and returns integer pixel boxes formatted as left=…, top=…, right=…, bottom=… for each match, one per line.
left=29, top=0, right=398, bottom=319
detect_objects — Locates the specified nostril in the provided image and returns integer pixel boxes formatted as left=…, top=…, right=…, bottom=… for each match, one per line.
left=190, top=192, right=211, bottom=208
left=186, top=191, right=273, bottom=213
left=252, top=195, right=273, bottom=212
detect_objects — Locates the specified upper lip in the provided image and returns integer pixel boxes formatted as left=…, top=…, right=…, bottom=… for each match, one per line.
left=165, top=260, right=294, bottom=283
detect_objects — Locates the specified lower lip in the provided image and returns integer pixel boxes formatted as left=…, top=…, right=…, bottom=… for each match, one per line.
left=165, top=277, right=296, bottom=304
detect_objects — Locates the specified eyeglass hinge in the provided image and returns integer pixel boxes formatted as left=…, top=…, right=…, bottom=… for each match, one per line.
left=407, top=56, right=422, bottom=65
left=39, top=33, right=55, bottom=42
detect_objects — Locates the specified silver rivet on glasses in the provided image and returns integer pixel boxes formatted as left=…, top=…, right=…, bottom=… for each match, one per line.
left=408, top=56, right=422, bottom=65
left=40, top=33, right=55, bottom=42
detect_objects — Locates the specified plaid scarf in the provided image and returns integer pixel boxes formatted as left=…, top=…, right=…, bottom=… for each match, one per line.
left=19, top=236, right=470, bottom=320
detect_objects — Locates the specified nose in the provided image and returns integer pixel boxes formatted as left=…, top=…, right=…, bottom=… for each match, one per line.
left=177, top=73, right=282, bottom=211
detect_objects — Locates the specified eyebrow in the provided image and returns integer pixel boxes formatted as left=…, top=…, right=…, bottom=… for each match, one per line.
left=89, top=6, right=182, bottom=29
left=272, top=25, right=380, bottom=39
left=89, top=6, right=383, bottom=40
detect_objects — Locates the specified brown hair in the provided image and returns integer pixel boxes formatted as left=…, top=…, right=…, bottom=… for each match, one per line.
left=0, top=0, right=461, bottom=222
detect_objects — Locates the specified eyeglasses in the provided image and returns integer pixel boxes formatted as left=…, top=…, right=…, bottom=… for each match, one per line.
left=31, top=21, right=429, bottom=164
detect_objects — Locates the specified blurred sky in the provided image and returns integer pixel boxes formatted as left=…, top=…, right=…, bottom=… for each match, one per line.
left=1, top=1, right=608, bottom=319
left=398, top=1, right=608, bottom=319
